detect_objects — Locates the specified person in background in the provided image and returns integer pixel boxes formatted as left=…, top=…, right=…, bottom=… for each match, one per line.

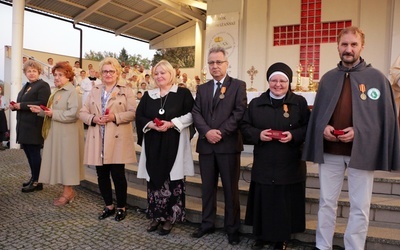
left=29, top=61, right=84, bottom=206
left=142, top=73, right=155, bottom=90
left=10, top=60, right=51, bottom=192
left=87, top=64, right=94, bottom=76
left=123, top=66, right=133, bottom=80
left=194, top=75, right=201, bottom=91
left=79, top=57, right=137, bottom=222
left=302, top=26, right=400, bottom=250
left=181, top=73, right=194, bottom=91
left=73, top=61, right=82, bottom=77
left=136, top=91, right=143, bottom=101
left=191, top=46, right=247, bottom=245
left=174, top=65, right=182, bottom=83
left=119, top=71, right=130, bottom=85
left=389, top=55, right=400, bottom=123
left=140, top=81, right=148, bottom=92
left=130, top=74, right=140, bottom=88
left=81, top=68, right=102, bottom=106
left=0, top=85, right=9, bottom=150
left=241, top=62, right=310, bottom=249
left=137, top=65, right=146, bottom=82
left=74, top=70, right=86, bottom=87
left=136, top=60, right=194, bottom=236
left=47, top=57, right=54, bottom=66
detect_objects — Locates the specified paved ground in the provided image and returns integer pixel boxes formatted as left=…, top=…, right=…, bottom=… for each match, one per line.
left=0, top=149, right=319, bottom=250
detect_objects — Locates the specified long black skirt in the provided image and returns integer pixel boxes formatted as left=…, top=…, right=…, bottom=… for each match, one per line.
left=245, top=181, right=306, bottom=242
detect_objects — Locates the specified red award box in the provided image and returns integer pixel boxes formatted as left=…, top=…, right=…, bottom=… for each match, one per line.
left=104, top=108, right=110, bottom=115
left=153, top=118, right=164, bottom=127
left=269, top=130, right=286, bottom=140
left=40, top=105, right=49, bottom=111
left=10, top=101, right=16, bottom=105
left=333, top=129, right=345, bottom=136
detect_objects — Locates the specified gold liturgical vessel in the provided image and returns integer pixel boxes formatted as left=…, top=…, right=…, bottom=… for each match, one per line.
left=246, top=66, right=258, bottom=92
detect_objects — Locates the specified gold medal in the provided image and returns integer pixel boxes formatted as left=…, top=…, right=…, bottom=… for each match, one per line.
left=219, top=86, right=226, bottom=99
left=283, top=104, right=289, bottom=118
left=359, top=84, right=366, bottom=101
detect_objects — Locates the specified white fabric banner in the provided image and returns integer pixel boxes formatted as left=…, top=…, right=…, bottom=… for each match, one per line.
left=205, top=12, right=239, bottom=79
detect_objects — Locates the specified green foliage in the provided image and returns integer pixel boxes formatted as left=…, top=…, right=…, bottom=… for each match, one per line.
left=84, top=47, right=152, bottom=69
left=151, top=47, right=195, bottom=68
left=84, top=50, right=106, bottom=61
left=118, top=48, right=129, bottom=63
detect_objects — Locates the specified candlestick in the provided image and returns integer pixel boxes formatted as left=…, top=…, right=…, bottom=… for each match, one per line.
left=201, top=66, right=207, bottom=83
left=296, top=63, right=303, bottom=91
left=308, top=64, right=315, bottom=92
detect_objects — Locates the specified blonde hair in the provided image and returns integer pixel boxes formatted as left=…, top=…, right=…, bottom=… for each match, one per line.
left=337, top=26, right=365, bottom=46
left=152, top=60, right=176, bottom=86
left=99, top=57, right=122, bottom=82
left=23, top=60, right=42, bottom=74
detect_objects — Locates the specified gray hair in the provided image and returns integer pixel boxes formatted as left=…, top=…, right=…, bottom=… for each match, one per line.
left=208, top=47, right=227, bottom=59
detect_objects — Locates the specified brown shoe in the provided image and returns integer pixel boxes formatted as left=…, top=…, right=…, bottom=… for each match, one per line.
left=54, top=192, right=76, bottom=206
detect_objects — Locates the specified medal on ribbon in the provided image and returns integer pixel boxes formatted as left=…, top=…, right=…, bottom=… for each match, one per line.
left=359, top=83, right=367, bottom=100
left=283, top=104, right=289, bottom=118
left=25, top=87, right=31, bottom=95
left=219, top=86, right=226, bottom=99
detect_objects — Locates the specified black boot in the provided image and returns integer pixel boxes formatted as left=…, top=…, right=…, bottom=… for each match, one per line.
left=22, top=182, right=43, bottom=193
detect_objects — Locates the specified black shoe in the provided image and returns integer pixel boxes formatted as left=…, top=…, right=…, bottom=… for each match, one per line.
left=147, top=220, right=160, bottom=232
left=191, top=227, right=215, bottom=238
left=228, top=232, right=240, bottom=245
left=22, top=177, right=33, bottom=187
left=274, top=241, right=286, bottom=250
left=21, top=182, right=43, bottom=193
left=115, top=208, right=126, bottom=221
left=98, top=207, right=115, bottom=220
left=252, top=239, right=266, bottom=249
left=158, top=221, right=173, bottom=236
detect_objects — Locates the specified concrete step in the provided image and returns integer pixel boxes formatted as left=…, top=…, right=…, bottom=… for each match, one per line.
left=136, top=139, right=400, bottom=197
left=306, top=163, right=400, bottom=196
left=86, top=156, right=400, bottom=228
left=81, top=167, right=400, bottom=249
left=297, top=214, right=400, bottom=250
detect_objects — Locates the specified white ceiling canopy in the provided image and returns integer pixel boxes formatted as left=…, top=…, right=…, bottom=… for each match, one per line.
left=1, top=0, right=207, bottom=43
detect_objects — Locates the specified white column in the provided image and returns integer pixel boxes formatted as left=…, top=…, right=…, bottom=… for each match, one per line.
left=390, top=0, right=400, bottom=65
left=10, top=0, right=25, bottom=149
left=194, top=21, right=204, bottom=80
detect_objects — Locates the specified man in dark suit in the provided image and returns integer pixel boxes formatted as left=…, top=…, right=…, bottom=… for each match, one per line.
left=191, top=47, right=247, bottom=245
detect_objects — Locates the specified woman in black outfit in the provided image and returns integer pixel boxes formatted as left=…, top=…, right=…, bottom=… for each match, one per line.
left=240, top=62, right=310, bottom=249
left=10, top=60, right=51, bottom=192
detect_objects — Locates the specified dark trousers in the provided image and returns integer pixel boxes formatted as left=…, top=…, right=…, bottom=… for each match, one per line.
left=22, top=144, right=42, bottom=182
left=199, top=152, right=241, bottom=234
left=96, top=164, right=127, bottom=208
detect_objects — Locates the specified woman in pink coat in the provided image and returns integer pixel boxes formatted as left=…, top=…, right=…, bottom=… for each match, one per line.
left=79, top=57, right=137, bottom=222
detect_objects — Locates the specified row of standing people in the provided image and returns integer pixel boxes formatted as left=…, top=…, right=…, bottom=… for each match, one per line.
left=8, top=26, right=400, bottom=250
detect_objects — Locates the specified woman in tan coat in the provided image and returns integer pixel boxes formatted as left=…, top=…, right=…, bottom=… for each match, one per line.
left=29, top=61, right=84, bottom=206
left=79, top=57, right=136, bottom=222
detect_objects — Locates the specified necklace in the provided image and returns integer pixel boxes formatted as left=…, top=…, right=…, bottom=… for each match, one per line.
left=159, top=93, right=169, bottom=115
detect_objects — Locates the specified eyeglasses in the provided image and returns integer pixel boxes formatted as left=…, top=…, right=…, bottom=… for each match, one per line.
left=207, top=60, right=227, bottom=66
left=102, top=70, right=116, bottom=75
left=269, top=79, right=289, bottom=84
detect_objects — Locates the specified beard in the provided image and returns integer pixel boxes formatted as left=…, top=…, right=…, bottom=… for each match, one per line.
left=341, top=52, right=359, bottom=66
